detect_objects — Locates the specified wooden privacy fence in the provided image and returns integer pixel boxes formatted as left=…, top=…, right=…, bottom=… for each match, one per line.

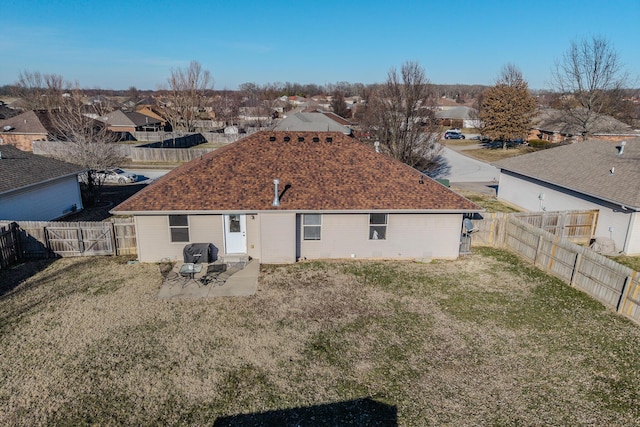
left=0, top=222, right=21, bottom=269
left=476, top=214, right=640, bottom=326
left=129, top=147, right=214, bottom=163
left=513, top=210, right=599, bottom=244
left=470, top=210, right=598, bottom=248
left=0, top=217, right=136, bottom=266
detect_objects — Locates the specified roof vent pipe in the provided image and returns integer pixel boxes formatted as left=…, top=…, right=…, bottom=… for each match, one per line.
left=272, top=179, right=280, bottom=206
left=374, top=141, right=380, bottom=153
left=618, top=140, right=626, bottom=155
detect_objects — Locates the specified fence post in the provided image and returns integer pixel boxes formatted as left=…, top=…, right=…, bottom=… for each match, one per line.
left=570, top=252, right=582, bottom=287
left=109, top=222, right=117, bottom=256
left=617, top=275, right=633, bottom=313
left=533, top=234, right=543, bottom=267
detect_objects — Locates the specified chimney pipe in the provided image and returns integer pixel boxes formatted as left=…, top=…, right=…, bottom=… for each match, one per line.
left=272, top=179, right=280, bottom=206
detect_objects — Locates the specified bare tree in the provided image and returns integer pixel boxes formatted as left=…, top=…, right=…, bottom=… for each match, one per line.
left=162, top=61, right=214, bottom=133
left=13, top=70, right=67, bottom=110
left=478, top=64, right=537, bottom=149
left=362, top=61, right=441, bottom=171
left=46, top=85, right=127, bottom=205
left=330, top=91, right=350, bottom=118
left=551, top=36, right=630, bottom=140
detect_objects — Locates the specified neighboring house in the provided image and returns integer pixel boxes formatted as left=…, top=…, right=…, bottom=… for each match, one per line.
left=494, top=138, right=640, bottom=255
left=273, top=112, right=352, bottom=134
left=102, top=110, right=162, bottom=133
left=435, top=106, right=481, bottom=129
left=0, top=110, right=55, bottom=151
left=0, top=144, right=85, bottom=220
left=135, top=106, right=167, bottom=128
left=112, top=131, right=481, bottom=263
left=530, top=108, right=639, bottom=143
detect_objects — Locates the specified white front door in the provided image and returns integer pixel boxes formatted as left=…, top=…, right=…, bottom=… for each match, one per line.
left=224, top=214, right=247, bottom=253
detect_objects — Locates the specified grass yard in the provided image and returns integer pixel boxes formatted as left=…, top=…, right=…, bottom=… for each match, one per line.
left=460, top=145, right=538, bottom=162
left=1, top=249, right=640, bottom=425
left=608, top=255, right=640, bottom=272
left=451, top=187, right=521, bottom=213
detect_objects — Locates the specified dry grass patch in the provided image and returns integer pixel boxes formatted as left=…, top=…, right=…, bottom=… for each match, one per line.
left=462, top=145, right=538, bottom=162
left=1, top=250, right=640, bottom=425
left=451, top=187, right=521, bottom=213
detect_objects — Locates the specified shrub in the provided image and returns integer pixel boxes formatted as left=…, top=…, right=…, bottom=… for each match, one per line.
left=528, top=139, right=554, bottom=149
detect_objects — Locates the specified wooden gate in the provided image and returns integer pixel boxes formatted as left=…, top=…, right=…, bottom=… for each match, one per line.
left=45, top=223, right=114, bottom=256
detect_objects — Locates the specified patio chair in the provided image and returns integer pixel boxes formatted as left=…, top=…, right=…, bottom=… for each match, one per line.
left=200, top=263, right=227, bottom=286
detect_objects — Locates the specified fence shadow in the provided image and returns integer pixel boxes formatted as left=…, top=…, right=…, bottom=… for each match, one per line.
left=0, top=258, right=58, bottom=298
left=212, top=397, right=397, bottom=426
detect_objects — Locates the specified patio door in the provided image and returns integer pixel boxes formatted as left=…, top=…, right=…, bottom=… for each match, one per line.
left=224, top=214, right=247, bottom=254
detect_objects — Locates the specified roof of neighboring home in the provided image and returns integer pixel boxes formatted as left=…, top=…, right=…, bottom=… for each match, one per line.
left=126, top=111, right=161, bottom=127
left=104, top=110, right=134, bottom=127
left=273, top=112, right=352, bottom=134
left=533, top=108, right=637, bottom=136
left=494, top=138, right=640, bottom=209
left=321, top=112, right=351, bottom=126
left=113, top=131, right=481, bottom=214
left=0, top=110, right=51, bottom=134
left=135, top=106, right=166, bottom=123
left=0, top=144, right=85, bottom=194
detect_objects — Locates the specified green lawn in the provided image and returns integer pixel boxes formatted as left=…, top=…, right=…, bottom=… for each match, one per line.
left=1, top=249, right=639, bottom=425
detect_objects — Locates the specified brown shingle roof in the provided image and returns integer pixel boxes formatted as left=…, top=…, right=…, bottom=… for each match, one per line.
left=0, top=110, right=49, bottom=134
left=495, top=138, right=640, bottom=209
left=113, top=131, right=480, bottom=213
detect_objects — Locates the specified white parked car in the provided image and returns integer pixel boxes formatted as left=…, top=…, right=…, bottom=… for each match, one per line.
left=96, top=168, right=137, bottom=184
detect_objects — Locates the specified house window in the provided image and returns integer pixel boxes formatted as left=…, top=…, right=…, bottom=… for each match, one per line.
left=369, top=213, right=387, bottom=240
left=303, top=214, right=321, bottom=240
left=228, top=214, right=241, bottom=232
left=169, top=215, right=190, bottom=242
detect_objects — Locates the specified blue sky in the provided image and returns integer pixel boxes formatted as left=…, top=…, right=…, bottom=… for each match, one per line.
left=1, top=0, right=639, bottom=91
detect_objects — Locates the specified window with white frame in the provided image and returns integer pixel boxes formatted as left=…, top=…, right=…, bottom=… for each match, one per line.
left=303, top=214, right=321, bottom=240
left=169, top=215, right=190, bottom=242
left=369, top=213, right=387, bottom=240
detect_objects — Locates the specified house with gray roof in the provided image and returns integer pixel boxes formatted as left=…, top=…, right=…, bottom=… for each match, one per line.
left=0, top=144, right=85, bottom=220
left=494, top=138, right=640, bottom=254
left=530, top=108, right=639, bottom=143
left=435, top=106, right=480, bottom=129
left=101, top=110, right=162, bottom=133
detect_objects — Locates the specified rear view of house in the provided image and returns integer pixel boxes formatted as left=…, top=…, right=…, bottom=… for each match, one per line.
left=112, top=131, right=481, bottom=263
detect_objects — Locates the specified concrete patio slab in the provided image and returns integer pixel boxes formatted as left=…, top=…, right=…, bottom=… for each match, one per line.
left=157, top=259, right=259, bottom=299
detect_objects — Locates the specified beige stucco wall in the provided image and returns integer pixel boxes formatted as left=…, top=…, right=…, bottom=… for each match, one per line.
left=134, top=212, right=466, bottom=264
left=298, top=213, right=462, bottom=261
left=258, top=212, right=296, bottom=263
left=135, top=214, right=225, bottom=262
left=245, top=214, right=261, bottom=260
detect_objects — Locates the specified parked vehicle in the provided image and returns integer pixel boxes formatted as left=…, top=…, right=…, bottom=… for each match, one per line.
left=444, top=131, right=465, bottom=140
left=96, top=168, right=137, bottom=184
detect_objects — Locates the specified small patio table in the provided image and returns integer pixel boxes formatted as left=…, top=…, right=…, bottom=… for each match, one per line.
left=179, top=263, right=203, bottom=287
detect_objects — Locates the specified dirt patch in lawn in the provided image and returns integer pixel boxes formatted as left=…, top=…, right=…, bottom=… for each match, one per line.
left=1, top=249, right=639, bottom=425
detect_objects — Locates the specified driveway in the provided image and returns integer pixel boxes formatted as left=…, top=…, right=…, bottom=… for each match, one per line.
left=430, top=144, right=500, bottom=183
